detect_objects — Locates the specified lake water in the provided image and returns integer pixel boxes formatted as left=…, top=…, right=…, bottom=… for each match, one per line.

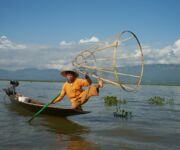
left=0, top=81, right=180, bottom=150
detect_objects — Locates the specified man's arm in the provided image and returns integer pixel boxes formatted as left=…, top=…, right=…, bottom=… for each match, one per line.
left=51, top=84, right=66, bottom=104
left=79, top=74, right=92, bottom=87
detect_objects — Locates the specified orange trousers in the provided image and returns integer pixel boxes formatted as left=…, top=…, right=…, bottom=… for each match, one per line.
left=71, top=85, right=99, bottom=109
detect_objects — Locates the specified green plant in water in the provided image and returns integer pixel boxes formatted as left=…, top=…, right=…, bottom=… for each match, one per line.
left=104, top=96, right=127, bottom=106
left=113, top=107, right=132, bottom=118
left=104, top=96, right=118, bottom=106
left=148, top=96, right=165, bottom=105
left=148, top=96, right=174, bottom=106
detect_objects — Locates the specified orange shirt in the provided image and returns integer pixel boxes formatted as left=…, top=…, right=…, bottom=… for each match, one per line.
left=53, top=78, right=90, bottom=103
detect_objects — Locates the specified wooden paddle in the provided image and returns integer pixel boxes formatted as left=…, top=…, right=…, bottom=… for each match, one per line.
left=28, top=94, right=59, bottom=122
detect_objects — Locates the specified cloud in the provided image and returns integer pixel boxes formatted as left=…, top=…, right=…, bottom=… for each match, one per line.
left=45, top=60, right=69, bottom=69
left=59, top=36, right=99, bottom=46
left=143, top=39, right=180, bottom=64
left=59, top=40, right=76, bottom=46
left=0, top=46, right=74, bottom=70
left=0, top=36, right=84, bottom=70
left=45, top=63, right=75, bottom=70
left=0, top=36, right=180, bottom=71
left=174, top=39, right=180, bottom=47
left=79, top=36, right=99, bottom=44
left=0, top=36, right=26, bottom=49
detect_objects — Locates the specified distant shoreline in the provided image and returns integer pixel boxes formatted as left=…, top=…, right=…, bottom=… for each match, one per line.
left=0, top=79, right=61, bottom=83
left=1, top=79, right=180, bottom=86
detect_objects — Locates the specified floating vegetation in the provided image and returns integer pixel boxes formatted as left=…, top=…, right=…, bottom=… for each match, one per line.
left=104, top=96, right=127, bottom=106
left=148, top=96, right=165, bottom=105
left=113, top=107, right=132, bottom=118
left=148, top=96, right=174, bottom=106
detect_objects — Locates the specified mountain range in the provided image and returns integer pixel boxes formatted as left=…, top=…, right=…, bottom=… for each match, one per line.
left=0, top=64, right=180, bottom=85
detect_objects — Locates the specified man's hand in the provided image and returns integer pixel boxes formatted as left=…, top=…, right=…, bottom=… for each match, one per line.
left=50, top=99, right=57, bottom=104
left=84, top=73, right=90, bottom=79
left=50, top=101, right=55, bottom=104
left=84, top=73, right=92, bottom=85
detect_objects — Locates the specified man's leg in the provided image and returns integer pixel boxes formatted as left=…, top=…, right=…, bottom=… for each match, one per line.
left=79, top=85, right=100, bottom=105
left=71, top=100, right=83, bottom=110
left=71, top=79, right=103, bottom=109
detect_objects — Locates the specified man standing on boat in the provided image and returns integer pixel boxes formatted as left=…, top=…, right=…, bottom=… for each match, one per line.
left=51, top=67, right=103, bottom=110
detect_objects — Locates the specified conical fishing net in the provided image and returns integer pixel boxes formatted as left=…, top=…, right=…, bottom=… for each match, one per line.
left=72, top=31, right=144, bottom=91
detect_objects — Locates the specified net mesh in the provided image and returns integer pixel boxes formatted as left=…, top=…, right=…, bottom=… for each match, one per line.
left=72, top=31, right=144, bottom=91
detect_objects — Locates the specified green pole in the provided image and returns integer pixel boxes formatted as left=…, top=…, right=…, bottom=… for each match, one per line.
left=28, top=94, right=59, bottom=122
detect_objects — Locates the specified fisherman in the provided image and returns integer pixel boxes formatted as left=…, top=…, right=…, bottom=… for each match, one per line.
left=51, top=66, right=103, bottom=110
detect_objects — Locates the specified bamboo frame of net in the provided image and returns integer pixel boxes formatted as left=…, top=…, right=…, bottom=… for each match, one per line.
left=72, top=31, right=144, bottom=92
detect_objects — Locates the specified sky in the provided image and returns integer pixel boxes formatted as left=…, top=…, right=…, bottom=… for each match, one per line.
left=0, top=0, right=180, bottom=70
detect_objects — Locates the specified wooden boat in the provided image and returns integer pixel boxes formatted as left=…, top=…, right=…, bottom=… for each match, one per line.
left=3, top=81, right=90, bottom=117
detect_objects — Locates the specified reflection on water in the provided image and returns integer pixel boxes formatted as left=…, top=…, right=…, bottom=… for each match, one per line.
left=42, top=117, right=101, bottom=150
left=53, top=134, right=101, bottom=150
left=64, top=136, right=101, bottom=150
left=32, top=116, right=101, bottom=150
left=4, top=97, right=101, bottom=150
left=41, top=116, right=89, bottom=135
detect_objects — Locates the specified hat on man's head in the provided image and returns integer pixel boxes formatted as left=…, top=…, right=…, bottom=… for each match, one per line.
left=60, top=66, right=79, bottom=78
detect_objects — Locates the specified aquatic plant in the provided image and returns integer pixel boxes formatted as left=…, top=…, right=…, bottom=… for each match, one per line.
left=104, top=96, right=127, bottom=106
left=148, top=96, right=174, bottom=106
left=113, top=107, right=132, bottom=118
left=148, top=96, right=165, bottom=105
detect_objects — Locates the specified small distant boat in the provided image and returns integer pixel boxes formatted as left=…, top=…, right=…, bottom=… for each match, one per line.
left=3, top=81, right=90, bottom=117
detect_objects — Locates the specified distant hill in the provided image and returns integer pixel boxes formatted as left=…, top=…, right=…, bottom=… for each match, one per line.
left=142, top=64, right=180, bottom=85
left=0, top=64, right=180, bottom=85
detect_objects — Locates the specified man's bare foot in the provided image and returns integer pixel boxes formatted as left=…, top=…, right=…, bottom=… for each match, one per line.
left=97, top=78, right=103, bottom=88
left=74, top=106, right=83, bottom=111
